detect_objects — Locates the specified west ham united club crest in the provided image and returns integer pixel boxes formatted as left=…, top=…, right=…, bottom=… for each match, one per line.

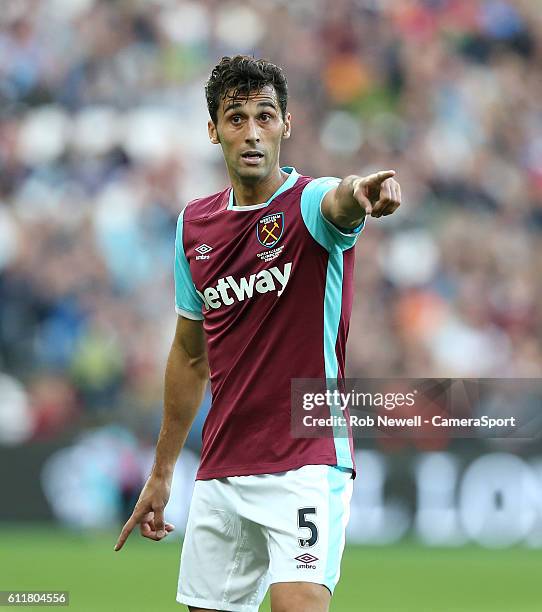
left=256, top=212, right=284, bottom=249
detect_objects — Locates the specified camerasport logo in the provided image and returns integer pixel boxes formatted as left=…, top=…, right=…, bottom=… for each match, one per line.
left=295, top=553, right=319, bottom=569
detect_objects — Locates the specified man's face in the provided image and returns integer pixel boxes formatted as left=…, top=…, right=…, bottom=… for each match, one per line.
left=208, top=85, right=291, bottom=182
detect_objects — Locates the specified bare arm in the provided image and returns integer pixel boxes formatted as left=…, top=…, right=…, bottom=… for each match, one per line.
left=321, top=170, right=402, bottom=230
left=114, top=316, right=208, bottom=551
left=153, top=316, right=208, bottom=479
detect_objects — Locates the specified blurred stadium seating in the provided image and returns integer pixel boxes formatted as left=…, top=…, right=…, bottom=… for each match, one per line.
left=0, top=0, right=541, bottom=547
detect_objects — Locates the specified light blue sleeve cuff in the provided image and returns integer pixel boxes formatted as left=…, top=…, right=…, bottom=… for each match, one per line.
left=174, top=209, right=204, bottom=319
left=301, top=177, right=365, bottom=252
left=321, top=209, right=366, bottom=237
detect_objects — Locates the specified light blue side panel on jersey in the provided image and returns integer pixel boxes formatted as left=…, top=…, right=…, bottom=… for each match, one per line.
left=300, top=177, right=364, bottom=253
left=324, top=466, right=349, bottom=593
left=300, top=177, right=357, bottom=470
left=323, top=248, right=354, bottom=470
left=174, top=209, right=204, bottom=320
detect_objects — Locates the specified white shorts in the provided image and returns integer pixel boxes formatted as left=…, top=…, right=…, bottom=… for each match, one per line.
left=177, top=464, right=353, bottom=612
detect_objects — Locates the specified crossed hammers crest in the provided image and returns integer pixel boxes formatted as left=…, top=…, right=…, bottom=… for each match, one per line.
left=261, top=221, right=280, bottom=244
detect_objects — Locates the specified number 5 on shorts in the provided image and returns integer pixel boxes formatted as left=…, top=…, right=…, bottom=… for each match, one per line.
left=297, top=507, right=318, bottom=548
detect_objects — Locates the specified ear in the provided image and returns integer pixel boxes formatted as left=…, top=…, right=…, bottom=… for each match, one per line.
left=282, top=112, right=292, bottom=140
left=208, top=120, right=220, bottom=145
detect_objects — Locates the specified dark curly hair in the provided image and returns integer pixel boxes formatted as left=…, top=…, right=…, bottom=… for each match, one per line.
left=205, top=55, right=288, bottom=125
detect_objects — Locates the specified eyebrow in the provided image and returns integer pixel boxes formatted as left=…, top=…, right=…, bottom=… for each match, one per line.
left=223, top=100, right=278, bottom=114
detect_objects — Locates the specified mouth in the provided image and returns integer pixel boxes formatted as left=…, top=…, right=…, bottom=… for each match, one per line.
left=240, top=150, right=264, bottom=165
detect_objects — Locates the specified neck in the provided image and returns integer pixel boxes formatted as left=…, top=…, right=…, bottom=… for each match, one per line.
left=229, top=166, right=288, bottom=207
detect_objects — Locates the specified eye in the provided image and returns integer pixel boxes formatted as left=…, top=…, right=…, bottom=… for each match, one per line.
left=231, top=115, right=242, bottom=124
left=260, top=113, right=271, bottom=122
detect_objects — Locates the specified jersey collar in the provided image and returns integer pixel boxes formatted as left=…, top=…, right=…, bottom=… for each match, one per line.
left=227, top=166, right=299, bottom=211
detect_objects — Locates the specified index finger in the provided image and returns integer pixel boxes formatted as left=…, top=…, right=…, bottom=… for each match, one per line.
left=364, top=170, right=396, bottom=186
left=114, top=515, right=138, bottom=551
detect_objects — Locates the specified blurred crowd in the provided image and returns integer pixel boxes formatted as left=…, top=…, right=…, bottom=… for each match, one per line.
left=0, top=0, right=541, bottom=445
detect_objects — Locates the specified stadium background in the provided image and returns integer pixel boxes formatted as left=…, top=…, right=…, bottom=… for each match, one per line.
left=0, top=0, right=541, bottom=610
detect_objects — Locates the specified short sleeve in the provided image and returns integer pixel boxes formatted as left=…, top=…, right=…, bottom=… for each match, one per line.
left=174, top=209, right=204, bottom=320
left=300, top=177, right=365, bottom=252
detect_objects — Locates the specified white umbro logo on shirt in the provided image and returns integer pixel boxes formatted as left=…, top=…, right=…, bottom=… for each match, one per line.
left=195, top=244, right=212, bottom=260
left=195, top=244, right=213, bottom=255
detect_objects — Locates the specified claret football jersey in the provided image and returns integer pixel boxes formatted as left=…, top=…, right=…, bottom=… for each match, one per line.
left=174, top=166, right=363, bottom=480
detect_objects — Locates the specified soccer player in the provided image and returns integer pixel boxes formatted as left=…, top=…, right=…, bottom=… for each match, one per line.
left=114, top=55, right=401, bottom=612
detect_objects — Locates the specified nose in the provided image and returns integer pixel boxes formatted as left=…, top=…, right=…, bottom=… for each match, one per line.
left=245, top=118, right=260, bottom=144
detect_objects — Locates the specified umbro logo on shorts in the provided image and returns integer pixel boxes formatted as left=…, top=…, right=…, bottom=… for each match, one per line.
left=295, top=553, right=318, bottom=569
